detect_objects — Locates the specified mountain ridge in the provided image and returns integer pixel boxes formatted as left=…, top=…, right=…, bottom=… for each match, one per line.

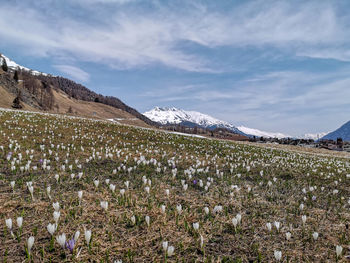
left=321, top=120, right=350, bottom=141
left=144, top=106, right=327, bottom=139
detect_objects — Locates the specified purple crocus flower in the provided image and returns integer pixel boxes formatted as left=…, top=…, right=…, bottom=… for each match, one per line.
left=193, top=179, right=197, bottom=185
left=65, top=239, right=75, bottom=253
left=39, top=159, right=43, bottom=164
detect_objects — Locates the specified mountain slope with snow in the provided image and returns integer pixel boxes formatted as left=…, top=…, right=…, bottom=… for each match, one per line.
left=298, top=132, right=329, bottom=140
left=144, top=107, right=245, bottom=134
left=0, top=54, right=48, bottom=76
left=237, top=126, right=290, bottom=139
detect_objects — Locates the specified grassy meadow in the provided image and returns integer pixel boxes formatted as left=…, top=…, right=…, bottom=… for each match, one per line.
left=0, top=109, right=349, bottom=262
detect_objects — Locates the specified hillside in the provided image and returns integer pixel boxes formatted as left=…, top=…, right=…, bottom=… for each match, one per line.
left=0, top=53, right=156, bottom=127
left=0, top=109, right=349, bottom=262
left=321, top=120, right=350, bottom=141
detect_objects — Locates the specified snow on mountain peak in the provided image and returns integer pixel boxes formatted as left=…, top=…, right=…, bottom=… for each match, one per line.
left=0, top=54, right=48, bottom=76
left=144, top=107, right=232, bottom=127
left=298, top=132, right=329, bottom=140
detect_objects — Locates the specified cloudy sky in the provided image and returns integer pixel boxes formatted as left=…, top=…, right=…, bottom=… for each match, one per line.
left=1, top=0, right=350, bottom=135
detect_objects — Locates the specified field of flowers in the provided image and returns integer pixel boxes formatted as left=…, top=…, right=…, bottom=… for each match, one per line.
left=0, top=109, right=349, bottom=262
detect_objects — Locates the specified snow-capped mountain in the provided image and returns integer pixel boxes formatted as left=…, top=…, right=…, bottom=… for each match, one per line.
left=0, top=54, right=47, bottom=76
left=144, top=107, right=326, bottom=140
left=298, top=132, right=329, bottom=140
left=237, top=126, right=290, bottom=139
left=144, top=107, right=245, bottom=135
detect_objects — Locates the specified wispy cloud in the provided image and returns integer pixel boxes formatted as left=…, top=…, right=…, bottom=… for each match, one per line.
left=53, top=65, right=90, bottom=82
left=0, top=0, right=348, bottom=71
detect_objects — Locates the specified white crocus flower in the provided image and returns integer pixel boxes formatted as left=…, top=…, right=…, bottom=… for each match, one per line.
left=274, top=250, right=282, bottom=261
left=286, top=232, right=291, bottom=241
left=167, top=246, right=175, bottom=257
left=16, top=217, right=23, bottom=228
left=336, top=245, right=342, bottom=258
left=162, top=241, right=168, bottom=251
left=78, top=191, right=83, bottom=205
left=109, top=184, right=116, bottom=192
left=232, top=218, right=238, bottom=228
left=144, top=186, right=150, bottom=194
left=85, top=230, right=92, bottom=245
left=274, top=221, right=280, bottom=231
left=266, top=222, right=272, bottom=232
left=176, top=204, right=182, bottom=215
left=131, top=215, right=136, bottom=225
left=47, top=223, right=56, bottom=236
left=56, top=233, right=66, bottom=248
left=93, top=180, right=99, bottom=188
left=100, top=201, right=108, bottom=211
left=236, top=213, right=242, bottom=224
left=301, top=215, right=307, bottom=225
left=74, top=231, right=80, bottom=241
left=161, top=205, right=166, bottom=214
left=53, top=211, right=60, bottom=226
left=53, top=202, right=60, bottom=212
left=46, top=186, right=52, bottom=200
left=10, top=181, right=15, bottom=192
left=5, top=218, right=12, bottom=230
left=145, top=216, right=150, bottom=227
left=27, top=236, right=35, bottom=254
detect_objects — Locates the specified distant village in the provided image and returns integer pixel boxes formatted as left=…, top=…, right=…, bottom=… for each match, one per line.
left=160, top=124, right=350, bottom=153
left=249, top=136, right=350, bottom=152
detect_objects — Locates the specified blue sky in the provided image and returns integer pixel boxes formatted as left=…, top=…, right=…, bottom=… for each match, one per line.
left=1, top=0, right=350, bottom=135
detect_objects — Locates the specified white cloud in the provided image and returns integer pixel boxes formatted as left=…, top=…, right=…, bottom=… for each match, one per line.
left=53, top=65, right=90, bottom=82
left=0, top=1, right=348, bottom=71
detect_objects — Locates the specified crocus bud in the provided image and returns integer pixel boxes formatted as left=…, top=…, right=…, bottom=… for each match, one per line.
left=85, top=230, right=91, bottom=245
left=336, top=245, right=342, bottom=258
left=27, top=236, right=35, bottom=254
left=145, top=216, right=150, bottom=227
left=16, top=217, right=23, bottom=228
left=47, top=223, right=56, bottom=236
left=5, top=218, right=12, bottom=230
left=56, top=233, right=66, bottom=248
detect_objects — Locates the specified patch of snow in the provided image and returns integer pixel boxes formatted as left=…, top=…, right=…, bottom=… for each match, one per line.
left=168, top=131, right=206, bottom=138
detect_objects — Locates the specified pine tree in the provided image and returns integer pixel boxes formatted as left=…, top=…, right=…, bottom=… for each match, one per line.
left=14, top=70, right=19, bottom=82
left=1, top=58, right=8, bottom=72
